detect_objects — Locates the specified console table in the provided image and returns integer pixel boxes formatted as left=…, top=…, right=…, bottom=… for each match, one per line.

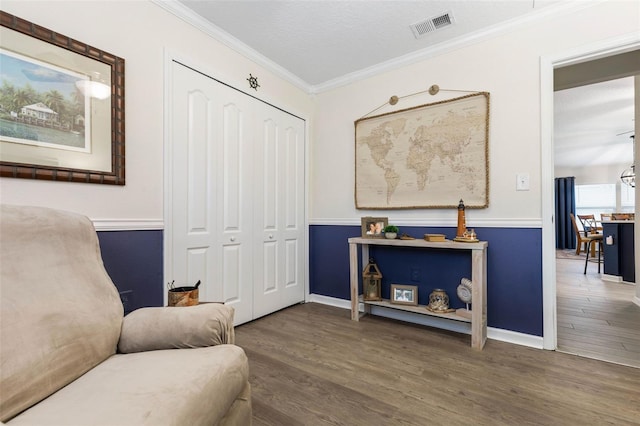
left=348, top=237, right=488, bottom=350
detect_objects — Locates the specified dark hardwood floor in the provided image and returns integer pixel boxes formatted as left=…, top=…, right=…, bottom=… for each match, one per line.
left=235, top=303, right=640, bottom=426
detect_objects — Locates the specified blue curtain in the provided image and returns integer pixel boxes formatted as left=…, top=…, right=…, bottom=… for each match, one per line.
left=555, top=177, right=576, bottom=249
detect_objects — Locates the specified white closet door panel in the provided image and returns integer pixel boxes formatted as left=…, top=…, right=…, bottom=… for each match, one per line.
left=187, top=90, right=211, bottom=234
left=253, top=115, right=281, bottom=318
left=262, top=241, right=278, bottom=293
left=284, top=126, right=299, bottom=230
left=220, top=244, right=251, bottom=323
left=252, top=238, right=279, bottom=316
left=170, top=62, right=253, bottom=324
left=170, top=64, right=217, bottom=295
left=217, top=95, right=253, bottom=324
left=261, top=118, right=278, bottom=230
left=221, top=103, right=242, bottom=232
left=186, top=247, right=208, bottom=299
left=253, top=106, right=305, bottom=318
left=285, top=239, right=298, bottom=288
left=280, top=120, right=306, bottom=306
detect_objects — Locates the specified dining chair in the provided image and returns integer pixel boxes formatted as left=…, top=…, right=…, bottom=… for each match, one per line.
left=569, top=213, right=591, bottom=256
left=577, top=214, right=602, bottom=235
left=576, top=214, right=603, bottom=274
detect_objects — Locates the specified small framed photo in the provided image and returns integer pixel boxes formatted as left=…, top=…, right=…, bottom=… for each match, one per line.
left=361, top=217, right=388, bottom=238
left=390, top=284, right=418, bottom=306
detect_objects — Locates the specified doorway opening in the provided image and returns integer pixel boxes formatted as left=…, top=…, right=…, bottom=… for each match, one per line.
left=541, top=39, right=640, bottom=366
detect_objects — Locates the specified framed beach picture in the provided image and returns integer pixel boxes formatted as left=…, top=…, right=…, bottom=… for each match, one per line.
left=0, top=11, right=125, bottom=184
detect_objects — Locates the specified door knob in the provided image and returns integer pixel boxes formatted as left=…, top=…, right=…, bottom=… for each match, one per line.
left=230, top=236, right=236, bottom=242
left=269, top=234, right=274, bottom=239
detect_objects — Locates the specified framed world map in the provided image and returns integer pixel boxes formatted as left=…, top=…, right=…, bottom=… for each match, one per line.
left=354, top=92, right=489, bottom=209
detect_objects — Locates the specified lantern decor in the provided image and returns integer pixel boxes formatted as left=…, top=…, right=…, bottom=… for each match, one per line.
left=362, top=258, right=382, bottom=301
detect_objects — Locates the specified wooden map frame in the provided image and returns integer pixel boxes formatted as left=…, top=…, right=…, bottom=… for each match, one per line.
left=354, top=92, right=489, bottom=209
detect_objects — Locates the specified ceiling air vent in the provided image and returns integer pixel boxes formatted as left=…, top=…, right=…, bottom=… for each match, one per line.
left=410, top=11, right=454, bottom=39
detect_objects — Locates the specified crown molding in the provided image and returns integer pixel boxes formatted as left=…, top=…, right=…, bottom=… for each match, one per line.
left=311, top=1, right=601, bottom=93
left=152, top=0, right=602, bottom=95
left=151, top=0, right=311, bottom=92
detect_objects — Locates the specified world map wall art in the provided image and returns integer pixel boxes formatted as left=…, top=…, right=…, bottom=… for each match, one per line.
left=354, top=92, right=490, bottom=209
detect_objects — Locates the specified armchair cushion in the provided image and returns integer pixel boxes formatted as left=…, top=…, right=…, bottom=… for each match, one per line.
left=7, top=345, right=249, bottom=426
left=118, top=303, right=236, bottom=353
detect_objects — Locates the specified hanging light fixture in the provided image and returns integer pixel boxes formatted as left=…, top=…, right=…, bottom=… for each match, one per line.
left=75, top=72, right=110, bottom=100
left=620, top=135, right=635, bottom=188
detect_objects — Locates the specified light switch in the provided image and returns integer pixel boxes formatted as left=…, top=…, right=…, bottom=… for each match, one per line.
left=516, top=173, right=530, bottom=191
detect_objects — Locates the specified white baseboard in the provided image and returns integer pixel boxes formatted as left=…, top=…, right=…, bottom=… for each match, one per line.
left=602, top=274, right=622, bottom=283
left=308, top=293, right=544, bottom=349
left=487, top=327, right=544, bottom=349
left=308, top=294, right=354, bottom=309
left=634, top=296, right=640, bottom=308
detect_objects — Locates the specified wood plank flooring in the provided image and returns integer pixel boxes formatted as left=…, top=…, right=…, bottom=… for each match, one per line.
left=556, top=252, right=640, bottom=368
left=235, top=302, right=640, bottom=426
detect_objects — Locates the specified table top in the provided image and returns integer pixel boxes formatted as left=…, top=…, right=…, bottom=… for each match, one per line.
left=348, top=236, right=488, bottom=250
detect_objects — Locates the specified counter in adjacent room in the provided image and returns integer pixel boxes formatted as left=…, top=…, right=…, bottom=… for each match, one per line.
left=601, top=220, right=635, bottom=283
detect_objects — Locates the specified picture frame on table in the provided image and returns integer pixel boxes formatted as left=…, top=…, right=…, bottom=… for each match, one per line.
left=390, top=284, right=418, bottom=306
left=361, top=216, right=388, bottom=238
left=0, top=11, right=125, bottom=185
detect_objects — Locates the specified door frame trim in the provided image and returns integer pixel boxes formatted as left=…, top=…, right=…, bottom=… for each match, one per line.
left=540, top=34, right=640, bottom=350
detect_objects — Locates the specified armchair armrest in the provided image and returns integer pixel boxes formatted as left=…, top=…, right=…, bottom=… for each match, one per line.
left=118, top=303, right=235, bottom=354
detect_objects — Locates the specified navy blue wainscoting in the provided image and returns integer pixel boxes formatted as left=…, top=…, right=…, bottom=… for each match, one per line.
left=309, top=225, right=543, bottom=336
left=97, top=230, right=164, bottom=314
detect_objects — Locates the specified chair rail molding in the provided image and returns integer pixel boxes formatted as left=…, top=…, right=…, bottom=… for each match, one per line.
left=92, top=219, right=164, bottom=231
left=309, top=217, right=542, bottom=228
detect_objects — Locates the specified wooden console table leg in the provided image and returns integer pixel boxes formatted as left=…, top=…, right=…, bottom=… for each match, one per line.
left=349, top=242, right=359, bottom=321
left=471, top=249, right=488, bottom=350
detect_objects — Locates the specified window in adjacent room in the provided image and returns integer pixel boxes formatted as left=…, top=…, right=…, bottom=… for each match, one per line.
left=575, top=184, right=615, bottom=225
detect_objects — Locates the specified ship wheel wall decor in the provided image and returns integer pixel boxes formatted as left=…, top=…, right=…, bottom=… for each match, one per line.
left=247, top=73, right=260, bottom=91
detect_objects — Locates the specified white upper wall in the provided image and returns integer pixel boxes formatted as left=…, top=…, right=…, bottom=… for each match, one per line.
left=1, top=1, right=638, bottom=227
left=555, top=162, right=632, bottom=186
left=311, top=1, right=639, bottom=227
left=0, top=1, right=314, bottom=221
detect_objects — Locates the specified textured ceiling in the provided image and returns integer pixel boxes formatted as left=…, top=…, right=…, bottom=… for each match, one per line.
left=178, top=0, right=561, bottom=87
left=554, top=77, right=635, bottom=169
left=165, top=1, right=635, bottom=171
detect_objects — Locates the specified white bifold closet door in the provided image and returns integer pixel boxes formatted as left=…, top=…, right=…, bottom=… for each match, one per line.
left=168, top=61, right=305, bottom=325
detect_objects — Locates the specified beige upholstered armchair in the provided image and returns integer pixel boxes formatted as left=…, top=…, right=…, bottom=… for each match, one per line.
left=0, top=205, right=251, bottom=425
